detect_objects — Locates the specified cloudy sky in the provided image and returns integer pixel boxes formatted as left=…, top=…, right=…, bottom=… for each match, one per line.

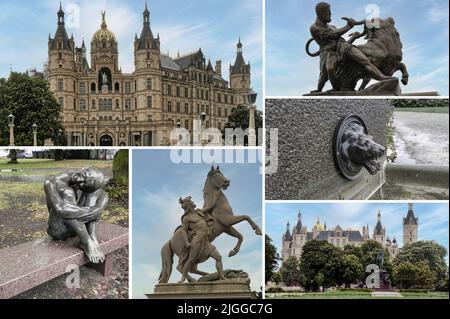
left=0, top=0, right=262, bottom=107
left=132, top=149, right=263, bottom=298
left=266, top=0, right=449, bottom=95
left=266, top=202, right=449, bottom=265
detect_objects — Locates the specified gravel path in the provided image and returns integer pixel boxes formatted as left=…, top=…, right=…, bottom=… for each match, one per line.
left=393, top=112, right=449, bottom=165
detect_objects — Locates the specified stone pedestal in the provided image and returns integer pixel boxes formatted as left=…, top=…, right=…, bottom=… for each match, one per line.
left=102, top=85, right=108, bottom=94
left=374, top=270, right=392, bottom=291
left=147, top=278, right=257, bottom=299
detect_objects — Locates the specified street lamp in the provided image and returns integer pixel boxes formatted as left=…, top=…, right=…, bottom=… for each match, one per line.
left=247, top=91, right=257, bottom=146
left=7, top=114, right=15, bottom=146
left=32, top=123, right=38, bottom=146
left=200, top=112, right=206, bottom=146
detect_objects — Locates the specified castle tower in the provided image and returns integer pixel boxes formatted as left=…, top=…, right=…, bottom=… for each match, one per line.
left=403, top=203, right=418, bottom=246
left=373, top=211, right=386, bottom=245
left=48, top=3, right=77, bottom=138
left=91, top=11, right=119, bottom=74
left=281, top=221, right=292, bottom=261
left=230, top=38, right=251, bottom=106
left=133, top=2, right=163, bottom=141
left=362, top=224, right=369, bottom=241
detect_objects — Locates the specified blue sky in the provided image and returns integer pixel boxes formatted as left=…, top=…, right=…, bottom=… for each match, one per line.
left=266, top=0, right=449, bottom=95
left=266, top=202, right=449, bottom=266
left=0, top=0, right=262, bottom=107
left=132, top=149, right=263, bottom=298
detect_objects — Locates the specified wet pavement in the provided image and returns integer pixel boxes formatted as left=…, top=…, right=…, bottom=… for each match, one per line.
left=393, top=112, right=449, bottom=165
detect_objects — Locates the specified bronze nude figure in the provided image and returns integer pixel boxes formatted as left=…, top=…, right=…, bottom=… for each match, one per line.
left=306, top=2, right=408, bottom=95
left=158, top=166, right=262, bottom=284
left=45, top=167, right=109, bottom=263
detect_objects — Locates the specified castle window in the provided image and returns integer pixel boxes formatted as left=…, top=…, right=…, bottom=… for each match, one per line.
left=167, top=85, right=172, bottom=96
left=205, top=91, right=209, bottom=100
left=58, top=97, right=64, bottom=107
left=125, top=99, right=131, bottom=110
left=147, top=96, right=152, bottom=109
left=115, top=99, right=120, bottom=109
left=184, top=87, right=189, bottom=98
left=115, top=82, right=120, bottom=92
left=218, top=93, right=222, bottom=103
left=58, top=42, right=62, bottom=50
left=185, top=119, right=189, bottom=129
left=58, top=52, right=63, bottom=60
left=147, top=79, right=152, bottom=91
left=125, top=82, right=131, bottom=94
left=79, top=82, right=86, bottom=93
left=135, top=98, right=137, bottom=109
left=73, top=98, right=76, bottom=110
left=80, top=99, right=86, bottom=111
left=147, top=51, right=151, bottom=60
left=58, top=79, right=64, bottom=91
left=224, top=95, right=228, bottom=104
left=231, top=96, right=234, bottom=104
left=92, top=99, right=96, bottom=109
left=176, top=102, right=181, bottom=113
left=167, top=101, right=172, bottom=112
left=225, top=108, right=228, bottom=117
left=201, top=105, right=205, bottom=113
left=218, top=107, right=222, bottom=117
left=91, top=83, right=96, bottom=92
left=184, top=103, right=189, bottom=114
left=135, top=81, right=137, bottom=91
left=206, top=105, right=209, bottom=115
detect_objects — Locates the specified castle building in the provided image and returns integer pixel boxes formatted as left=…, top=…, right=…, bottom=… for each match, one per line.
left=403, top=203, right=419, bottom=245
left=281, top=204, right=419, bottom=262
left=47, top=4, right=252, bottom=146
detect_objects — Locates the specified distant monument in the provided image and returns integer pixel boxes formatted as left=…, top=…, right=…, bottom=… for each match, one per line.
left=305, top=2, right=413, bottom=96
left=148, top=166, right=262, bottom=299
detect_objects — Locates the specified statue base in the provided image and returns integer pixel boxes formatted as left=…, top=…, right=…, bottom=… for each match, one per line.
left=304, top=78, right=402, bottom=96
left=147, top=278, right=257, bottom=299
left=374, top=270, right=392, bottom=291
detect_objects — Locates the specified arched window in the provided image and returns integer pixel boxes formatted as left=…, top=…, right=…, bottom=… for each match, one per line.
left=91, top=83, right=96, bottom=92
left=115, top=99, right=119, bottom=108
left=115, top=82, right=120, bottom=92
left=92, top=99, right=96, bottom=108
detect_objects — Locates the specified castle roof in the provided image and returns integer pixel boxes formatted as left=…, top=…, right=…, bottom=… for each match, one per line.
left=403, top=203, right=418, bottom=225
left=136, top=4, right=159, bottom=50
left=174, top=49, right=204, bottom=70
left=50, top=5, right=72, bottom=51
left=92, top=12, right=117, bottom=44
left=230, top=38, right=249, bottom=75
left=160, top=55, right=182, bottom=71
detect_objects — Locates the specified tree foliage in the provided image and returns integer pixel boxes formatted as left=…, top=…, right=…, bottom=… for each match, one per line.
left=265, top=235, right=280, bottom=283
left=222, top=105, right=263, bottom=145
left=393, top=240, right=448, bottom=287
left=280, top=256, right=301, bottom=287
left=0, top=72, right=64, bottom=146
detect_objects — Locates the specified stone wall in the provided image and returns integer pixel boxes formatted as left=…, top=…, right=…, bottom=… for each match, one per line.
left=265, top=99, right=393, bottom=200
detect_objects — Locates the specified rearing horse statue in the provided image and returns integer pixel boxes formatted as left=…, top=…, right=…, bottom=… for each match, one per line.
left=158, top=166, right=262, bottom=283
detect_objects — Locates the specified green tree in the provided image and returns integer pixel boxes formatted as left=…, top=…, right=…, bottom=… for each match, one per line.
left=299, top=240, right=342, bottom=291
left=112, top=150, right=129, bottom=185
left=222, top=105, right=263, bottom=145
left=265, top=235, right=280, bottom=283
left=343, top=244, right=363, bottom=260
left=0, top=72, right=64, bottom=146
left=394, top=241, right=448, bottom=287
left=394, top=261, right=416, bottom=289
left=341, top=254, right=364, bottom=288
left=280, top=256, right=301, bottom=286
left=271, top=271, right=282, bottom=285
left=415, top=261, right=436, bottom=289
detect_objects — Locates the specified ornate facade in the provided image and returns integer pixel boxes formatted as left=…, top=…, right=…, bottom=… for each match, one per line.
left=281, top=204, right=419, bottom=262
left=47, top=4, right=252, bottom=146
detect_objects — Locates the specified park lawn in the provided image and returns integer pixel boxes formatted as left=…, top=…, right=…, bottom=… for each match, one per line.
left=0, top=159, right=112, bottom=176
left=395, top=107, right=449, bottom=113
left=266, top=291, right=449, bottom=299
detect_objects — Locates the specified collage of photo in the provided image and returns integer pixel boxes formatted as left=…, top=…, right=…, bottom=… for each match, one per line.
left=0, top=0, right=448, bottom=304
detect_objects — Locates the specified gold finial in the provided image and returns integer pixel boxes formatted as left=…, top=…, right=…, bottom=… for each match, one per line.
left=101, top=11, right=107, bottom=28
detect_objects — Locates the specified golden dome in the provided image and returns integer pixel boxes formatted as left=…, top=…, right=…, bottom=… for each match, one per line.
left=312, top=216, right=324, bottom=231
left=92, top=11, right=117, bottom=43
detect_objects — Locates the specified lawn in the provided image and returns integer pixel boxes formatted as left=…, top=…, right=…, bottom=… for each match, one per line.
left=395, top=107, right=449, bottom=113
left=266, top=291, right=449, bottom=299
left=0, top=159, right=113, bottom=176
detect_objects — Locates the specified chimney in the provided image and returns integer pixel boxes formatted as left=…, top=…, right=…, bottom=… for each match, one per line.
left=215, top=60, right=222, bottom=76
